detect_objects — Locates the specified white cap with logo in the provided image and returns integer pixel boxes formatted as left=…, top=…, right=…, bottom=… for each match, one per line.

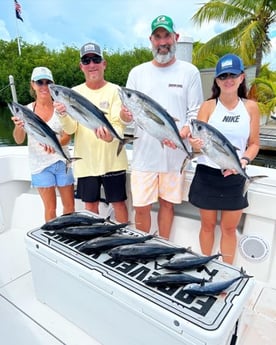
left=31, top=67, right=54, bottom=82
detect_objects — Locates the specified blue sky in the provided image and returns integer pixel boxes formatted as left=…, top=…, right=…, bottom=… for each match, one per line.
left=1, top=0, right=276, bottom=69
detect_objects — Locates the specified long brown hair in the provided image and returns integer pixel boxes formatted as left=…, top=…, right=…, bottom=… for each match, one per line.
left=207, top=75, right=248, bottom=100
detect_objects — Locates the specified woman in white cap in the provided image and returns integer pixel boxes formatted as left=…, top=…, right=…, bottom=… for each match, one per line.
left=11, top=66, right=75, bottom=221
left=188, top=54, right=260, bottom=264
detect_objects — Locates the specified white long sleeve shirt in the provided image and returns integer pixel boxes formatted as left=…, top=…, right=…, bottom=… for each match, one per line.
left=126, top=59, right=203, bottom=172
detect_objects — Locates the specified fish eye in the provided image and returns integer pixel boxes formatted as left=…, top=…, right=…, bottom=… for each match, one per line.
left=198, top=125, right=202, bottom=131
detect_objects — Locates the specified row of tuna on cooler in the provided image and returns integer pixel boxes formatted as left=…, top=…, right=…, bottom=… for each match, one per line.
left=41, top=211, right=253, bottom=297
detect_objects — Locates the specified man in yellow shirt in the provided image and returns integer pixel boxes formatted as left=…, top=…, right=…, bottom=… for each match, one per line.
left=55, top=42, right=128, bottom=222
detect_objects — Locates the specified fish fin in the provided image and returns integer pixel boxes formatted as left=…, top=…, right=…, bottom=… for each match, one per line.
left=144, top=109, right=165, bottom=125
left=212, top=141, right=231, bottom=155
left=105, top=215, right=111, bottom=222
left=70, top=104, right=91, bottom=121
left=200, top=279, right=206, bottom=286
left=125, top=136, right=138, bottom=145
left=185, top=246, right=198, bottom=256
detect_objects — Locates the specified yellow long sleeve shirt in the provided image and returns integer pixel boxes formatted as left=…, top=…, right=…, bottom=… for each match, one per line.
left=59, top=82, right=128, bottom=177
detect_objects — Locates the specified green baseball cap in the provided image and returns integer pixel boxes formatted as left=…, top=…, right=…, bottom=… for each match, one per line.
left=151, top=15, right=175, bottom=34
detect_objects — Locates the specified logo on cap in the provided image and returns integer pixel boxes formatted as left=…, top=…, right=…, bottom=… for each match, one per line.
left=151, top=15, right=175, bottom=33
left=84, top=44, right=96, bottom=52
left=221, top=58, right=234, bottom=69
left=156, top=16, right=168, bottom=23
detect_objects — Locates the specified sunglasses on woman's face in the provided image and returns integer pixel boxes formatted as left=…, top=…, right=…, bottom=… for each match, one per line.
left=217, top=73, right=241, bottom=80
left=81, top=55, right=103, bottom=65
left=34, top=79, right=53, bottom=86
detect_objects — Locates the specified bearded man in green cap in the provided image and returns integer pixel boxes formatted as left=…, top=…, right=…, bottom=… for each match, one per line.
left=120, top=15, right=203, bottom=240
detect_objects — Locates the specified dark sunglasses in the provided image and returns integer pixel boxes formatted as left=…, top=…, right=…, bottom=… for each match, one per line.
left=217, top=73, right=241, bottom=80
left=34, top=79, right=53, bottom=86
left=81, top=55, right=103, bottom=65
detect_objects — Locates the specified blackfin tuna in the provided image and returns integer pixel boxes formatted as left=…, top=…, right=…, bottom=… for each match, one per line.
left=158, top=253, right=222, bottom=271
left=108, top=242, right=191, bottom=262
left=41, top=212, right=107, bottom=230
left=189, top=119, right=267, bottom=189
left=119, top=87, right=192, bottom=171
left=144, top=272, right=208, bottom=287
left=78, top=233, right=154, bottom=254
left=182, top=267, right=253, bottom=296
left=49, top=84, right=132, bottom=155
left=53, top=222, right=130, bottom=240
left=8, top=101, right=80, bottom=165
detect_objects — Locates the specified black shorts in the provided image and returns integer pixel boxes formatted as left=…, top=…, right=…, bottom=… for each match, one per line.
left=76, top=170, right=127, bottom=203
left=188, top=164, right=248, bottom=210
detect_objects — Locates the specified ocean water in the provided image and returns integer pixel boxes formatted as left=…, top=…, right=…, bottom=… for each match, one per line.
left=0, top=106, right=17, bottom=146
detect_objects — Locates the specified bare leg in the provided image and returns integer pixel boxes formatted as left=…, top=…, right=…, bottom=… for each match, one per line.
left=158, top=197, right=174, bottom=240
left=220, top=210, right=242, bottom=264
left=112, top=201, right=128, bottom=223
left=199, top=209, right=217, bottom=256
left=58, top=184, right=75, bottom=215
left=38, top=187, right=57, bottom=221
left=134, top=205, right=152, bottom=233
left=85, top=201, right=99, bottom=214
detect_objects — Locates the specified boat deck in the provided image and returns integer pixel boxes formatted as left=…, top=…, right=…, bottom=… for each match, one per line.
left=0, top=226, right=101, bottom=345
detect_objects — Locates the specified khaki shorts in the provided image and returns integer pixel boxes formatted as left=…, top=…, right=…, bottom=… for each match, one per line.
left=131, top=170, right=185, bottom=207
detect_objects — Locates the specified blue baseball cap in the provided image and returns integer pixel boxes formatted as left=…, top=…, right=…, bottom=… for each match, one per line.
left=215, top=54, right=244, bottom=77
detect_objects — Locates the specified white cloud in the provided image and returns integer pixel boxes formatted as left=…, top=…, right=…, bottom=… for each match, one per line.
left=0, top=20, right=11, bottom=41
left=0, top=0, right=275, bottom=70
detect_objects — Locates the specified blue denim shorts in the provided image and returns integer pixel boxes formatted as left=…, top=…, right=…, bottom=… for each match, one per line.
left=31, top=160, right=75, bottom=188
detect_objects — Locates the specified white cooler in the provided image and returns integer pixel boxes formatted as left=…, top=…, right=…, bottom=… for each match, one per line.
left=25, top=226, right=254, bottom=345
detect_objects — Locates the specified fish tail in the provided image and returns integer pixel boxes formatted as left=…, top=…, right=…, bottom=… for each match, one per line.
left=117, top=142, right=124, bottom=156
left=65, top=156, right=82, bottom=173
left=70, top=156, right=82, bottom=163
left=243, top=174, right=268, bottom=196
left=180, top=156, right=189, bottom=174
left=116, top=137, right=137, bottom=156
left=180, top=151, right=194, bottom=174
left=249, top=175, right=268, bottom=183
left=240, top=267, right=254, bottom=279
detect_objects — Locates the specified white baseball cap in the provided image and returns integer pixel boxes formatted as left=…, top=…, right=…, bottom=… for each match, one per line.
left=31, top=67, right=54, bottom=82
